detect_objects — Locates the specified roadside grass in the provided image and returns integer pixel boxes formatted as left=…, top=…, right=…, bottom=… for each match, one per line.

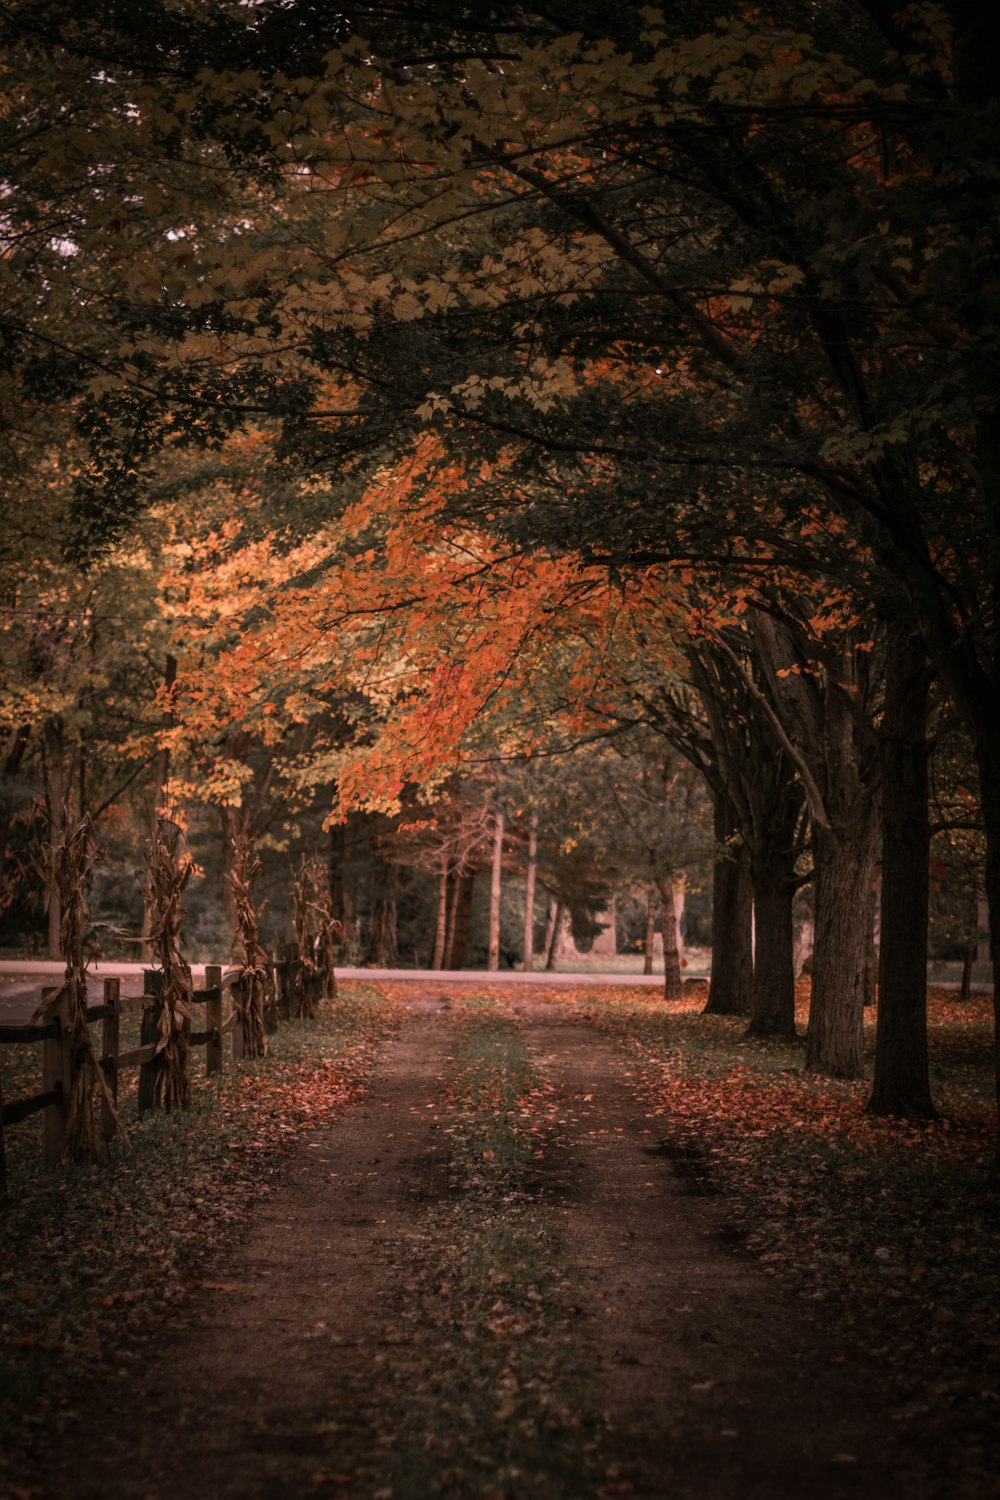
left=376, top=999, right=607, bottom=1500
left=0, top=985, right=399, bottom=1485
left=567, top=982, right=1000, bottom=1465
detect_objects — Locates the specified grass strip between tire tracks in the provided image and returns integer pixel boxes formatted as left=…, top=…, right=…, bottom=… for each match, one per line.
left=371, top=997, right=613, bottom=1500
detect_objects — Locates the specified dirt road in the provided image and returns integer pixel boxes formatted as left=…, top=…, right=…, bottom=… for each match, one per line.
left=25, top=991, right=958, bottom=1500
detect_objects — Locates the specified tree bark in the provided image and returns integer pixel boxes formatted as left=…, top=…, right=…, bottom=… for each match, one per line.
left=544, top=898, right=562, bottom=971
left=42, top=720, right=68, bottom=961
left=220, top=804, right=243, bottom=955
left=488, top=809, right=504, bottom=971
left=807, top=807, right=878, bottom=1078
left=971, top=734, right=1000, bottom=1164
left=447, top=874, right=474, bottom=969
left=748, top=869, right=797, bottom=1038
left=142, top=654, right=177, bottom=962
left=869, top=638, right=935, bottom=1116
left=367, top=859, right=399, bottom=966
left=862, top=873, right=879, bottom=1010
left=643, top=883, right=656, bottom=975
left=523, top=811, right=538, bottom=972
left=657, top=879, right=683, bottom=1000
left=960, top=942, right=975, bottom=1003
left=704, top=799, right=752, bottom=1017
left=431, top=856, right=450, bottom=970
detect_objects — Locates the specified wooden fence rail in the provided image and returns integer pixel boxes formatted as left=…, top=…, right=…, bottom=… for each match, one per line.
left=0, top=964, right=250, bottom=1200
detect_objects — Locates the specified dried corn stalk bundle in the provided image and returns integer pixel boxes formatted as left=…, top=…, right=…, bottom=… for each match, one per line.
left=292, top=857, right=318, bottom=1019
left=41, top=817, right=122, bottom=1163
left=141, top=820, right=192, bottom=1111
left=226, top=834, right=273, bottom=1056
left=300, top=856, right=338, bottom=1002
left=314, top=893, right=340, bottom=1003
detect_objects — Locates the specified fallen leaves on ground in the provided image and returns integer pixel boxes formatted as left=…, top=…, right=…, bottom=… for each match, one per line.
left=0, top=986, right=401, bottom=1490
left=563, top=981, right=1000, bottom=1466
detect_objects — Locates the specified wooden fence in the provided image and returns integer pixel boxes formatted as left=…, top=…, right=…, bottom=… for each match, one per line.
left=0, top=965, right=245, bottom=1200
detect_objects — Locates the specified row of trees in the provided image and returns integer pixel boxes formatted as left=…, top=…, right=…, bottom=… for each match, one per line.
left=1, top=3, right=997, bottom=1143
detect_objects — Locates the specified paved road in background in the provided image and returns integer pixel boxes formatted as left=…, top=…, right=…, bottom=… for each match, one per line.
left=0, top=961, right=668, bottom=1025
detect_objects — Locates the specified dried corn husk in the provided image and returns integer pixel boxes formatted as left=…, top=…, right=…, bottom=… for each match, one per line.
left=140, top=820, right=192, bottom=1111
left=226, top=835, right=273, bottom=1057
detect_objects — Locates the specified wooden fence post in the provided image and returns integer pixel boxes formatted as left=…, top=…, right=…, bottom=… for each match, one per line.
left=137, top=968, right=163, bottom=1114
left=101, top=976, right=121, bottom=1143
left=204, top=965, right=223, bottom=1077
left=41, top=986, right=70, bottom=1168
left=230, top=975, right=245, bottom=1062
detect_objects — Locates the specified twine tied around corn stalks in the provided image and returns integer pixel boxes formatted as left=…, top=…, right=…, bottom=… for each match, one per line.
left=140, top=819, right=192, bottom=1111
left=33, top=816, right=125, bottom=1163
left=226, top=835, right=274, bottom=1057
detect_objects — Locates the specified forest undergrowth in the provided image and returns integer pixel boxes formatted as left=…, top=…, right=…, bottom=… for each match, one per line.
left=567, top=981, right=1000, bottom=1470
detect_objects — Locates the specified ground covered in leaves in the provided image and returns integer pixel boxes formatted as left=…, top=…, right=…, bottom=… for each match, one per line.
left=0, top=984, right=400, bottom=1488
left=566, top=981, right=1000, bottom=1476
left=2, top=979, right=998, bottom=1499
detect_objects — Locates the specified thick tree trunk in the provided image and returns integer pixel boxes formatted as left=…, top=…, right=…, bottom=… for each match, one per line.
left=447, top=874, right=474, bottom=969
left=862, top=874, right=879, bottom=1010
left=0, top=724, right=30, bottom=900
left=544, top=898, right=562, bottom=971
left=973, top=740, right=1000, bottom=1165
left=431, top=857, right=450, bottom=970
left=704, top=800, right=752, bottom=1017
left=488, top=809, right=504, bottom=971
left=869, top=640, right=935, bottom=1116
left=367, top=863, right=399, bottom=967
left=807, top=807, right=878, bottom=1078
left=643, top=884, right=656, bottom=975
left=657, top=879, right=683, bottom=1000
left=523, top=811, right=538, bottom=972
left=748, top=870, right=797, bottom=1038
left=328, top=821, right=347, bottom=927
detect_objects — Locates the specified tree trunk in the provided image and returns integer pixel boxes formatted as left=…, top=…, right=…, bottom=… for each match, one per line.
left=807, top=807, right=878, bottom=1078
left=142, top=654, right=176, bottom=962
left=869, top=639, right=935, bottom=1116
left=220, top=804, right=243, bottom=955
left=43, top=720, right=68, bottom=961
left=328, top=821, right=347, bottom=926
left=523, top=811, right=538, bottom=972
left=367, top=861, right=399, bottom=967
left=971, top=733, right=1000, bottom=1165
left=544, top=899, right=562, bottom=971
left=488, top=809, right=504, bottom=971
left=447, top=874, right=474, bottom=969
left=0, top=723, right=30, bottom=900
left=643, top=883, right=656, bottom=975
left=748, top=870, right=797, bottom=1038
left=657, top=879, right=683, bottom=1000
left=431, top=856, right=450, bottom=970
left=704, top=800, right=752, bottom=1017
left=862, top=873, right=879, bottom=1009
